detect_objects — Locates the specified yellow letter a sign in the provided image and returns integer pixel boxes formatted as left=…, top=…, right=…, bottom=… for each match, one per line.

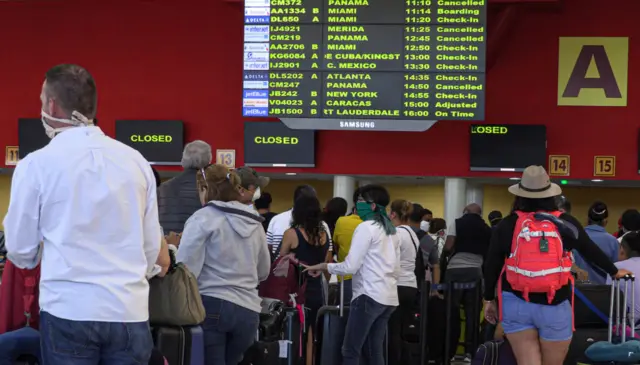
left=557, top=37, right=628, bottom=106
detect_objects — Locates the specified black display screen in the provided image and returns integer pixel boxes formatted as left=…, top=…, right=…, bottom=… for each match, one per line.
left=242, top=0, right=487, bottom=131
left=244, top=121, right=315, bottom=167
left=115, top=120, right=184, bottom=165
left=18, top=118, right=51, bottom=159
left=469, top=124, right=547, bottom=172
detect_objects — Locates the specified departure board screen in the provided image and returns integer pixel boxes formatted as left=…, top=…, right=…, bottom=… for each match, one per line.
left=469, top=125, right=547, bottom=172
left=242, top=0, right=487, bottom=131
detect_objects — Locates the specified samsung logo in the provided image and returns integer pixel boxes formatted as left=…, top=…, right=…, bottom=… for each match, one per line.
left=339, top=121, right=376, bottom=129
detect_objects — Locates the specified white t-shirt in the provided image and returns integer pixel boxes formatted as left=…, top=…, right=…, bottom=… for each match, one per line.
left=328, top=221, right=400, bottom=306
left=396, top=226, right=419, bottom=288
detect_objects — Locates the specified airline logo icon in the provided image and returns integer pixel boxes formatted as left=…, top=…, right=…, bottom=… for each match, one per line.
left=244, top=43, right=269, bottom=52
left=243, top=98, right=269, bottom=108
left=245, top=52, right=269, bottom=62
left=245, top=0, right=269, bottom=7
left=243, top=107, right=269, bottom=117
left=244, top=25, right=269, bottom=42
left=245, top=7, right=270, bottom=24
left=244, top=62, right=269, bottom=71
left=243, top=81, right=269, bottom=89
left=243, top=90, right=268, bottom=99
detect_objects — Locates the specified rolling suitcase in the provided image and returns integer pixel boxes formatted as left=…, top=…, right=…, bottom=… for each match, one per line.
left=314, top=276, right=388, bottom=365
left=574, top=284, right=626, bottom=329
left=153, top=325, right=204, bottom=365
left=584, top=275, right=640, bottom=364
left=400, top=279, right=430, bottom=365
left=282, top=306, right=304, bottom=365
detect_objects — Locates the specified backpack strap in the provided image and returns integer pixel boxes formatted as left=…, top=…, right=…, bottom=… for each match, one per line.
left=399, top=226, right=419, bottom=253
left=23, top=274, right=36, bottom=327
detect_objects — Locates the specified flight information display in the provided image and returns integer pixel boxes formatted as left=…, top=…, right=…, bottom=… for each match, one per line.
left=242, top=0, right=487, bottom=131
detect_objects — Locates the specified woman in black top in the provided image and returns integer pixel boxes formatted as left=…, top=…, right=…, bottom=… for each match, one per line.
left=483, top=166, right=631, bottom=365
left=279, top=195, right=332, bottom=365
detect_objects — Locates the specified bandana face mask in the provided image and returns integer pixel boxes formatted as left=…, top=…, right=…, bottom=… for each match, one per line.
left=41, top=110, right=93, bottom=139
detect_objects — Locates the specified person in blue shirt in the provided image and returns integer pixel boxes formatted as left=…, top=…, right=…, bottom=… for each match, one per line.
left=574, top=201, right=619, bottom=284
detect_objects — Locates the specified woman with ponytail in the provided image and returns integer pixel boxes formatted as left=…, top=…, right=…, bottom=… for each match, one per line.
left=304, top=185, right=400, bottom=365
left=388, top=199, right=421, bottom=364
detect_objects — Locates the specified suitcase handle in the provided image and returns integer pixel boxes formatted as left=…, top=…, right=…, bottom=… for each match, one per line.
left=608, top=275, right=635, bottom=343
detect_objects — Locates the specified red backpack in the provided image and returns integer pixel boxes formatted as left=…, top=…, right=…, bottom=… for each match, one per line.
left=258, top=254, right=307, bottom=307
left=498, top=211, right=574, bottom=324
left=0, top=260, right=40, bottom=334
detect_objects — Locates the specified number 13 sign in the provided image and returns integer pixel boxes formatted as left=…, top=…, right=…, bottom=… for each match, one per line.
left=216, top=149, right=236, bottom=169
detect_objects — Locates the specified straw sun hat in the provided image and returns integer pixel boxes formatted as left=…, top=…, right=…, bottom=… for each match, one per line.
left=508, top=165, right=562, bottom=199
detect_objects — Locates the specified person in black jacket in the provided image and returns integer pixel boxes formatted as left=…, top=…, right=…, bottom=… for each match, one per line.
left=483, top=166, right=630, bottom=365
left=157, top=140, right=212, bottom=235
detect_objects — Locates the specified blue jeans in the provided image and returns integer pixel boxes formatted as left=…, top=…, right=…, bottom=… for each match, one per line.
left=0, top=327, right=41, bottom=365
left=342, top=295, right=395, bottom=365
left=343, top=279, right=353, bottom=304
left=501, top=291, right=573, bottom=342
left=201, top=296, right=260, bottom=365
left=40, top=311, right=153, bottom=365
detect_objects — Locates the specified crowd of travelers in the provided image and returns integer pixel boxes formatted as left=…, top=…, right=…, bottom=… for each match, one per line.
left=0, top=63, right=638, bottom=365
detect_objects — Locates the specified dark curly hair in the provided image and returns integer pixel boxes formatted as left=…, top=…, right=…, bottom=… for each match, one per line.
left=292, top=195, right=323, bottom=246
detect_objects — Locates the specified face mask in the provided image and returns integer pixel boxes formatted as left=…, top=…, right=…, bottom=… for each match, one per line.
left=252, top=187, right=261, bottom=202
left=356, top=201, right=374, bottom=221
left=420, top=221, right=430, bottom=232
left=41, top=110, right=93, bottom=139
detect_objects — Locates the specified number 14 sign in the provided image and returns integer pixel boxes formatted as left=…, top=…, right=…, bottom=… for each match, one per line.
left=549, top=155, right=570, bottom=176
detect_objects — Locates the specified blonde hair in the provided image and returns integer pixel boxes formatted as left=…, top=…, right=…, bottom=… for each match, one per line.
left=196, top=164, right=241, bottom=202
left=390, top=199, right=413, bottom=222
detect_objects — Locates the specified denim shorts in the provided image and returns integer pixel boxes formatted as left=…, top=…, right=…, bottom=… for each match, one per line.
left=501, top=291, right=573, bottom=342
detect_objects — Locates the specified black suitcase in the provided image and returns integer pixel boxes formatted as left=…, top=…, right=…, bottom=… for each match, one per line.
left=574, top=284, right=625, bottom=328
left=564, top=328, right=609, bottom=365
left=153, top=326, right=194, bottom=365
left=314, top=276, right=388, bottom=365
left=399, top=279, right=430, bottom=365
left=426, top=294, right=447, bottom=362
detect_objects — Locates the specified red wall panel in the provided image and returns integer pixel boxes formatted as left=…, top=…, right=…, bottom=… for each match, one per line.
left=0, top=0, right=637, bottom=179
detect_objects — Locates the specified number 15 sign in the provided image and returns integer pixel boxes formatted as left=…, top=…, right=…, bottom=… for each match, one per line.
left=594, top=156, right=616, bottom=177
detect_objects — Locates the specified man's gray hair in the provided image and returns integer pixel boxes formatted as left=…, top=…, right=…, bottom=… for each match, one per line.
left=181, top=140, right=212, bottom=169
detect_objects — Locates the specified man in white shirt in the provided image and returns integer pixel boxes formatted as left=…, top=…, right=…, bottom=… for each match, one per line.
left=266, top=184, right=332, bottom=257
left=3, top=64, right=160, bottom=365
